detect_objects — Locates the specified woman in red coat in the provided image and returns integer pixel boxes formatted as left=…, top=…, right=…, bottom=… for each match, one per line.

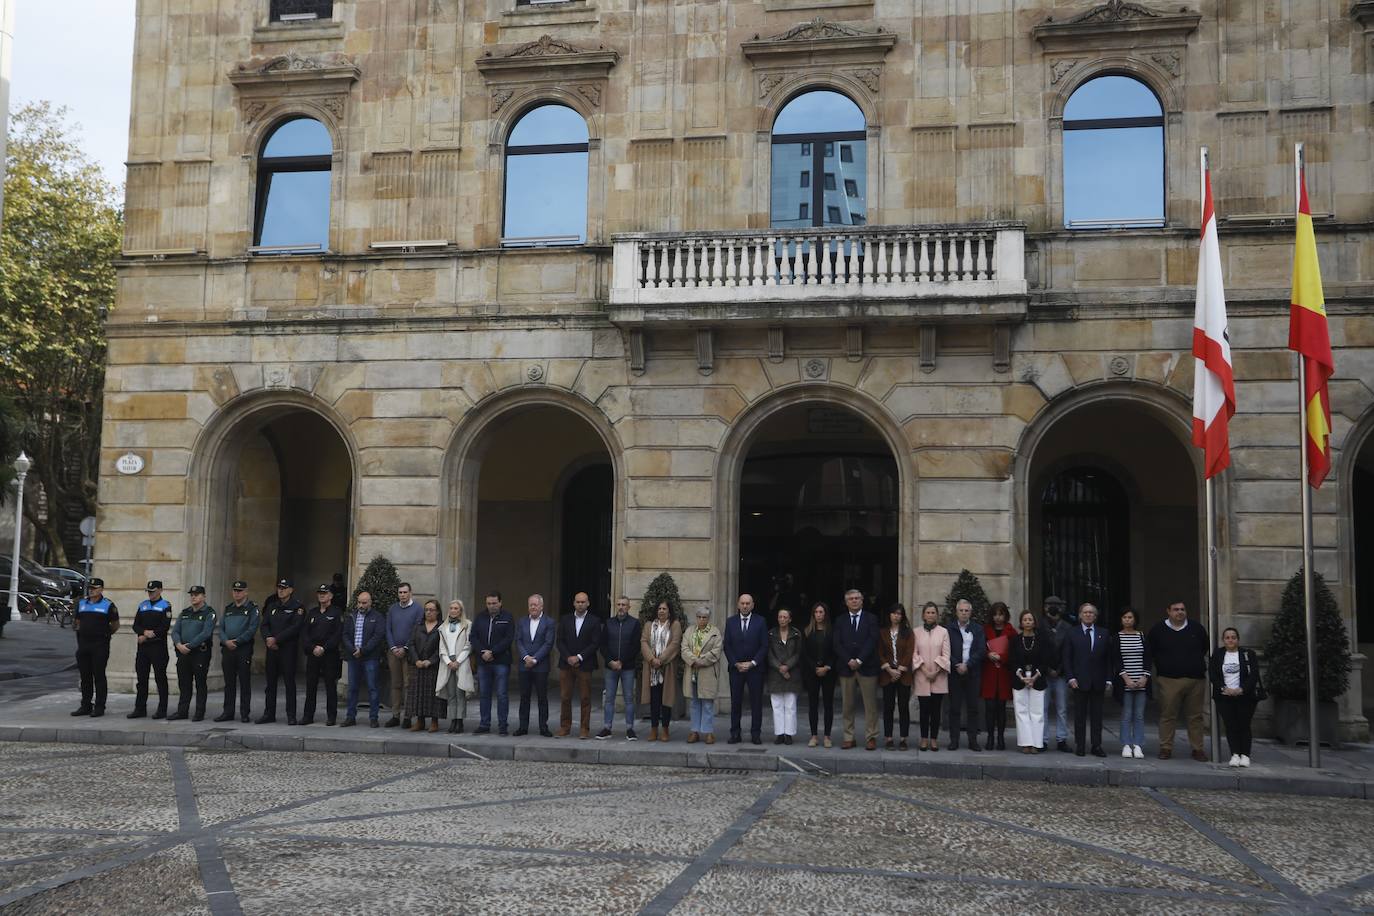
left=980, top=601, right=1017, bottom=750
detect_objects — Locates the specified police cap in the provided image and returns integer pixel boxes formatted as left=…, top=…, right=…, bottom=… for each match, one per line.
left=316, top=584, right=331, bottom=594
left=276, top=578, right=293, bottom=589
left=188, top=585, right=206, bottom=595
left=146, top=580, right=162, bottom=591
left=89, top=577, right=105, bottom=589
left=231, top=580, right=248, bottom=590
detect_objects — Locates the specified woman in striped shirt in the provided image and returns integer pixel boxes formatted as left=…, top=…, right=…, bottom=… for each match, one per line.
left=1110, top=608, right=1151, bottom=759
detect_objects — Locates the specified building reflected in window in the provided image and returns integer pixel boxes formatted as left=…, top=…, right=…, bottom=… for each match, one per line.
left=771, top=90, right=866, bottom=229
left=1063, top=75, right=1165, bottom=229
left=254, top=117, right=332, bottom=250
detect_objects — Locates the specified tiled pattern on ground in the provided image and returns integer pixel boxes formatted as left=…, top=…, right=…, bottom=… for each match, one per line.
left=0, top=742, right=1366, bottom=915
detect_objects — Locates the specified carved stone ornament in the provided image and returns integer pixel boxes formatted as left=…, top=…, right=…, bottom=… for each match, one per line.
left=848, top=67, right=882, bottom=93
left=1049, top=59, right=1081, bottom=85
left=526, top=365, right=546, bottom=383
left=1066, top=0, right=1163, bottom=23
left=230, top=51, right=360, bottom=84
left=1150, top=51, right=1181, bottom=76
left=742, top=16, right=897, bottom=66
left=230, top=51, right=360, bottom=124
left=476, top=34, right=619, bottom=83
left=1032, top=1, right=1200, bottom=50
left=758, top=72, right=786, bottom=100
left=499, top=34, right=593, bottom=59
left=760, top=17, right=886, bottom=42
left=1108, top=355, right=1131, bottom=377
left=804, top=358, right=827, bottom=380
left=491, top=88, right=514, bottom=114
left=576, top=84, right=603, bottom=107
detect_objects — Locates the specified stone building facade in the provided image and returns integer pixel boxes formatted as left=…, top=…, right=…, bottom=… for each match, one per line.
left=101, top=0, right=1374, bottom=735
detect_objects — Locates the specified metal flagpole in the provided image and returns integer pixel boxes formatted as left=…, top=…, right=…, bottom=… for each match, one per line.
left=1296, top=142, right=1321, bottom=768
left=1201, top=146, right=1221, bottom=764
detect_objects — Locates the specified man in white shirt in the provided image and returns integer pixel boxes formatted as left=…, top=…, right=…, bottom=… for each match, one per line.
left=514, top=594, right=555, bottom=737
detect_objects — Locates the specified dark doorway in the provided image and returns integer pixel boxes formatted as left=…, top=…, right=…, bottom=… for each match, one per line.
left=1355, top=461, right=1373, bottom=645
left=561, top=464, right=614, bottom=618
left=739, top=405, right=898, bottom=622
left=1040, top=466, right=1131, bottom=625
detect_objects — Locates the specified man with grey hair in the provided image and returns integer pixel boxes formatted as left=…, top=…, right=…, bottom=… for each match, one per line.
left=515, top=593, right=555, bottom=737
left=832, top=588, right=879, bottom=750
left=1062, top=602, right=1112, bottom=757
left=945, top=599, right=987, bottom=750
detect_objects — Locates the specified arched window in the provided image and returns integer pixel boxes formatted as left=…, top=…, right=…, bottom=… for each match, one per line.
left=254, top=118, right=332, bottom=251
left=1062, top=75, right=1165, bottom=229
left=770, top=90, right=866, bottom=229
left=503, top=104, right=589, bottom=246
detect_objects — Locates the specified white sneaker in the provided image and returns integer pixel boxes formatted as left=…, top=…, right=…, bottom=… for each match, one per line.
left=1228, top=754, right=1240, bottom=767
left=1132, top=745, right=1144, bottom=759
left=1122, top=746, right=1133, bottom=758
left=1239, top=755, right=1251, bottom=767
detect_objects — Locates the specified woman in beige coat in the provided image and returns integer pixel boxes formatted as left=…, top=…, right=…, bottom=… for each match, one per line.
left=639, top=600, right=682, bottom=743
left=435, top=599, right=475, bottom=734
left=680, top=607, right=722, bottom=745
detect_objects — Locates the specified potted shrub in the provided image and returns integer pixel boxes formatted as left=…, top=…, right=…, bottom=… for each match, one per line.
left=944, top=569, right=990, bottom=623
left=1263, top=568, right=1352, bottom=746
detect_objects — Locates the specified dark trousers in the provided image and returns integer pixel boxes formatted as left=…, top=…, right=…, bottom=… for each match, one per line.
left=648, top=683, right=671, bottom=728
left=263, top=643, right=299, bottom=719
left=729, top=665, right=765, bottom=738
left=303, top=652, right=341, bottom=722
left=220, top=644, right=253, bottom=716
left=134, top=645, right=169, bottom=714
left=984, top=699, right=1008, bottom=740
left=918, top=694, right=944, bottom=740
left=947, top=670, right=980, bottom=739
left=807, top=678, right=836, bottom=737
left=519, top=669, right=549, bottom=729
left=76, top=641, right=111, bottom=709
left=1073, top=686, right=1105, bottom=751
left=175, top=646, right=211, bottom=715
left=882, top=682, right=912, bottom=738
left=1217, top=695, right=1255, bottom=757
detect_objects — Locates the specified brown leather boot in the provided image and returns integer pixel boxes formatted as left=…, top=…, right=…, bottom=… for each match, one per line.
left=428, top=720, right=438, bottom=733
left=659, top=727, right=669, bottom=742
left=409, top=719, right=423, bottom=732
left=649, top=726, right=659, bottom=741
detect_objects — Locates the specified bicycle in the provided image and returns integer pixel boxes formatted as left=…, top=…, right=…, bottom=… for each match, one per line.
left=15, top=592, right=74, bottom=628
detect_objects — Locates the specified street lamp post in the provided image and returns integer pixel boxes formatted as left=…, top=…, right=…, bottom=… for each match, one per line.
left=8, top=451, right=30, bottom=622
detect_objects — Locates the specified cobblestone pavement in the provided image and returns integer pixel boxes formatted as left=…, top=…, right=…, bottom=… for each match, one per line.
left=0, top=742, right=1370, bottom=915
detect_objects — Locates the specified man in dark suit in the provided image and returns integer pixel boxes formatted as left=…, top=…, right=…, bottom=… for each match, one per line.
left=946, top=599, right=987, bottom=750
left=1062, top=602, right=1113, bottom=757
left=514, top=593, right=556, bottom=737
left=832, top=588, right=880, bottom=750
left=556, top=591, right=602, bottom=739
left=723, top=593, right=768, bottom=745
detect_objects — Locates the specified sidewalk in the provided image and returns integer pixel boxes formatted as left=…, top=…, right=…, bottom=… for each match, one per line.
left=0, top=618, right=77, bottom=679
left=2, top=657, right=1370, bottom=800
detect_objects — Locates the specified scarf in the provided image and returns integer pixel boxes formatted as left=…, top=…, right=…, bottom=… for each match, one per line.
left=650, top=620, right=671, bottom=686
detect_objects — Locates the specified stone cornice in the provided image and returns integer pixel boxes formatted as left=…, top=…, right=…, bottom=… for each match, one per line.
left=476, top=34, right=619, bottom=81
left=1353, top=1, right=1374, bottom=31
left=228, top=51, right=360, bottom=88
left=741, top=16, right=897, bottom=64
left=1033, top=2, right=1201, bottom=51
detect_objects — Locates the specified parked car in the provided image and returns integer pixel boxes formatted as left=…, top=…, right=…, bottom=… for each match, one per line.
left=0, top=555, right=68, bottom=602
left=45, top=567, right=88, bottom=598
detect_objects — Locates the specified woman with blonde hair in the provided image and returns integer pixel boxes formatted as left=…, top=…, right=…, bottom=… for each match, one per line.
left=436, top=599, right=475, bottom=734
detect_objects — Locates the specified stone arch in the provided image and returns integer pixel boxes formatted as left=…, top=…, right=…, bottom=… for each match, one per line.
left=1050, top=58, right=1182, bottom=120
left=712, top=383, right=915, bottom=623
left=1012, top=379, right=1208, bottom=626
left=489, top=89, right=603, bottom=147
left=1337, top=402, right=1374, bottom=727
left=184, top=389, right=360, bottom=602
left=438, top=387, right=626, bottom=614
left=756, top=74, right=880, bottom=133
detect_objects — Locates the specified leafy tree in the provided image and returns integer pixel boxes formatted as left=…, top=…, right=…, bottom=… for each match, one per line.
left=354, top=555, right=401, bottom=614
left=1264, top=568, right=1352, bottom=702
left=0, top=103, right=121, bottom=565
left=944, top=569, right=990, bottom=623
left=638, top=572, right=684, bottom=624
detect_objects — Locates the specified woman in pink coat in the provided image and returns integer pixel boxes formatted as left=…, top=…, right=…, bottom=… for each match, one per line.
left=911, top=601, right=951, bottom=752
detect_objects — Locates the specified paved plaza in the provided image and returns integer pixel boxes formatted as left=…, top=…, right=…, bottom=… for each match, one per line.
left=0, top=739, right=1371, bottom=915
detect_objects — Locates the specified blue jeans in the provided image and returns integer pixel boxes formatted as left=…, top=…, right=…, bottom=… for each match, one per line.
left=691, top=698, right=715, bottom=735
left=603, top=667, right=636, bottom=729
left=1120, top=690, right=1147, bottom=747
left=1046, top=675, right=1069, bottom=741
left=346, top=657, right=380, bottom=721
left=477, top=663, right=510, bottom=728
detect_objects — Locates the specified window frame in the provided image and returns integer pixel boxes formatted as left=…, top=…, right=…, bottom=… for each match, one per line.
left=269, top=0, right=333, bottom=23
left=252, top=117, right=333, bottom=251
left=771, top=91, right=866, bottom=228
left=501, top=102, right=591, bottom=246
left=1061, top=73, right=1166, bottom=230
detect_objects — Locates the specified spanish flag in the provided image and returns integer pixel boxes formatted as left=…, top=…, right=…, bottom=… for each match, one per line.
left=1288, top=161, right=1334, bottom=489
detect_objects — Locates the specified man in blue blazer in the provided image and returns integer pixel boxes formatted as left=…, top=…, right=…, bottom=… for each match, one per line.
left=832, top=589, right=880, bottom=750
left=723, top=593, right=768, bottom=744
left=946, top=599, right=987, bottom=751
left=1062, top=602, right=1113, bottom=757
left=514, top=593, right=556, bottom=737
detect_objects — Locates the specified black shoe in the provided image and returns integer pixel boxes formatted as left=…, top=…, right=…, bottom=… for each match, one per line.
left=498, top=727, right=508, bottom=736
left=241, top=715, right=251, bottom=723
left=996, top=735, right=1006, bottom=751
left=213, top=712, right=234, bottom=723
left=474, top=726, right=491, bottom=735
left=326, top=718, right=336, bottom=727
left=255, top=715, right=275, bottom=725
left=341, top=718, right=356, bottom=727
left=751, top=735, right=762, bottom=746
left=539, top=726, right=552, bottom=737
left=385, top=717, right=401, bottom=728
left=1091, top=747, right=1106, bottom=758
left=369, top=720, right=379, bottom=728
left=774, top=736, right=786, bottom=745
left=127, top=709, right=147, bottom=720
left=90, top=708, right=105, bottom=718
left=456, top=721, right=465, bottom=734
left=513, top=727, right=529, bottom=736
left=167, top=711, right=187, bottom=721
left=727, top=734, right=741, bottom=745
left=191, top=712, right=205, bottom=722
left=1075, top=748, right=1086, bottom=757
left=1057, top=740, right=1071, bottom=753
left=626, top=729, right=637, bottom=741
left=153, top=709, right=167, bottom=720
left=299, top=718, right=314, bottom=727
left=596, top=728, right=613, bottom=740
left=968, top=738, right=982, bottom=752
left=286, top=717, right=297, bottom=726
left=70, top=706, right=92, bottom=717
left=449, top=720, right=460, bottom=734
left=783, top=735, right=793, bottom=745
left=401, top=718, right=412, bottom=729
left=947, top=740, right=959, bottom=751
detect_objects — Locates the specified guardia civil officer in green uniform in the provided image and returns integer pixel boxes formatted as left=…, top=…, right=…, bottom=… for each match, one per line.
left=168, top=586, right=216, bottom=722
left=257, top=577, right=304, bottom=725
left=300, top=584, right=344, bottom=726
left=71, top=577, right=120, bottom=717
left=128, top=580, right=172, bottom=719
left=215, top=580, right=260, bottom=723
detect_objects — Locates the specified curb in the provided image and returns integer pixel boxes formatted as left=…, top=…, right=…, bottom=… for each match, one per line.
left=1, top=725, right=1367, bottom=800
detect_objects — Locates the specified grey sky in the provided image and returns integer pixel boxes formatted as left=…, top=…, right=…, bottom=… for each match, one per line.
left=11, top=1, right=136, bottom=188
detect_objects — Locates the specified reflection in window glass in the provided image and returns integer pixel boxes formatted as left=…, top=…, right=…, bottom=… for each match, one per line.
left=770, top=90, right=866, bottom=228
left=504, top=104, right=590, bottom=243
left=1063, top=75, right=1164, bottom=228
left=255, top=117, right=332, bottom=249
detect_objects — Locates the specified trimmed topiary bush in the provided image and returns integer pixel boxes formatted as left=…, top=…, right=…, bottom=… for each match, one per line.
left=1264, top=568, right=1352, bottom=703
left=639, top=572, right=684, bottom=625
left=944, top=569, right=990, bottom=623
left=354, top=555, right=401, bottom=614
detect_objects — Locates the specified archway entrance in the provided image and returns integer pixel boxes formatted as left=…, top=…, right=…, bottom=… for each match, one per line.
left=470, top=406, right=614, bottom=619
left=1352, top=434, right=1374, bottom=721
left=207, top=406, right=353, bottom=602
left=1027, top=398, right=1198, bottom=629
left=738, top=403, right=899, bottom=620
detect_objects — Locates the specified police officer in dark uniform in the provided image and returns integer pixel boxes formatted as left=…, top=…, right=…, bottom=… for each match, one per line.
left=168, top=586, right=216, bottom=722
left=301, top=584, right=344, bottom=726
left=71, top=577, right=120, bottom=717
left=128, top=580, right=172, bottom=719
left=257, top=577, right=304, bottom=725
left=215, top=580, right=260, bottom=723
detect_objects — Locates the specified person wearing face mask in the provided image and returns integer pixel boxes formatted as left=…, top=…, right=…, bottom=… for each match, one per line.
left=1209, top=627, right=1262, bottom=767
left=1040, top=596, right=1071, bottom=752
